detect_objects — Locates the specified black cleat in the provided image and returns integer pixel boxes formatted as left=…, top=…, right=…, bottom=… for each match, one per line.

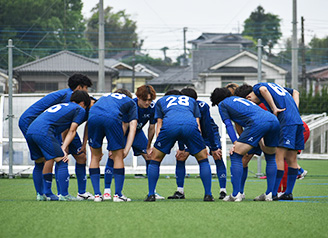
left=168, top=191, right=185, bottom=199
left=144, top=194, right=156, bottom=202
left=219, top=191, right=227, bottom=200
left=279, top=193, right=293, bottom=200
left=204, top=194, right=215, bottom=202
left=272, top=195, right=279, bottom=201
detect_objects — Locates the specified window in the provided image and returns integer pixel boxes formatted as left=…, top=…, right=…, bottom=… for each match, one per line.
left=34, top=82, right=58, bottom=92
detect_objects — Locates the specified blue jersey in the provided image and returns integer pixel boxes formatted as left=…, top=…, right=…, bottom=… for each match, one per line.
left=253, top=83, right=303, bottom=126
left=133, top=98, right=156, bottom=131
left=155, top=95, right=200, bottom=125
left=198, top=100, right=221, bottom=150
left=19, top=88, right=73, bottom=134
left=27, top=102, right=86, bottom=136
left=89, top=93, right=137, bottom=122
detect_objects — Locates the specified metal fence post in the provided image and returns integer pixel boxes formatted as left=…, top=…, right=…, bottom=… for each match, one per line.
left=7, top=39, right=14, bottom=179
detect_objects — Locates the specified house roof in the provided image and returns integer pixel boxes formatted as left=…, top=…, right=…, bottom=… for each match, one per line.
left=188, top=33, right=254, bottom=47
left=203, top=66, right=258, bottom=74
left=14, top=50, right=118, bottom=77
left=149, top=66, right=193, bottom=85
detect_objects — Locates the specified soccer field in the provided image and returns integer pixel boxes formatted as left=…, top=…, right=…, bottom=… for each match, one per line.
left=0, top=159, right=327, bottom=238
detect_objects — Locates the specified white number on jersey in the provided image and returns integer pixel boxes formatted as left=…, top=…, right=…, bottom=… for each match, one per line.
left=268, top=83, right=287, bottom=96
left=166, top=96, right=190, bottom=108
left=233, top=98, right=256, bottom=106
left=104, top=93, right=126, bottom=99
left=46, top=103, right=69, bottom=113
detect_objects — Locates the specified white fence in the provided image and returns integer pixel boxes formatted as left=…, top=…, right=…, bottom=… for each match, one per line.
left=0, top=93, right=326, bottom=176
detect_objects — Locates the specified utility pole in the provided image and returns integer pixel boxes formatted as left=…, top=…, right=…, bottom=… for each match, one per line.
left=183, top=27, right=188, bottom=66
left=301, top=16, right=306, bottom=90
left=97, top=0, right=106, bottom=92
left=292, top=0, right=298, bottom=90
left=132, top=41, right=136, bottom=92
left=7, top=39, right=14, bottom=179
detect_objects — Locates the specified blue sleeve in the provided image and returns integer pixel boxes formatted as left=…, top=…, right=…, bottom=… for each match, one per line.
left=73, top=107, right=86, bottom=125
left=155, top=101, right=163, bottom=119
left=284, top=87, right=294, bottom=95
left=200, top=103, right=218, bottom=150
left=193, top=101, right=201, bottom=118
left=149, top=102, right=156, bottom=124
left=126, top=101, right=138, bottom=122
left=224, top=119, right=237, bottom=143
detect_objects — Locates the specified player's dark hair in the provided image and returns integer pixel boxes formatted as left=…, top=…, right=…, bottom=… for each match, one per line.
left=136, top=84, right=157, bottom=100
left=210, top=87, right=231, bottom=106
left=114, top=88, right=133, bottom=98
left=234, top=84, right=253, bottom=98
left=181, top=87, right=197, bottom=100
left=70, top=90, right=91, bottom=108
left=164, top=89, right=181, bottom=96
left=68, top=73, right=93, bottom=90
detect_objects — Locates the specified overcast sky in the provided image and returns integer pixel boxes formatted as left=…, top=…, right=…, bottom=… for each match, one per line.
left=82, top=0, right=328, bottom=60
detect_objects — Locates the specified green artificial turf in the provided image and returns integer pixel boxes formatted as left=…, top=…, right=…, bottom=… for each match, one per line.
left=0, top=159, right=327, bottom=238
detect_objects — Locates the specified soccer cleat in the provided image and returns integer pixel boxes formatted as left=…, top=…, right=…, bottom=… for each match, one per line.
left=241, top=193, right=246, bottom=200
left=277, top=192, right=284, bottom=198
left=297, top=170, right=308, bottom=180
left=77, top=192, right=95, bottom=201
left=168, top=191, right=185, bottom=199
left=204, top=194, right=215, bottom=202
left=94, top=194, right=103, bottom=202
left=254, top=192, right=273, bottom=201
left=103, top=192, right=112, bottom=200
left=144, top=194, right=156, bottom=202
left=219, top=191, right=227, bottom=200
left=223, top=192, right=243, bottom=202
left=59, top=194, right=78, bottom=201
left=45, top=193, right=59, bottom=201
left=134, top=174, right=147, bottom=178
left=113, top=194, right=131, bottom=202
left=272, top=195, right=279, bottom=201
left=36, top=193, right=46, bottom=201
left=279, top=193, right=293, bottom=200
left=155, top=193, right=165, bottom=200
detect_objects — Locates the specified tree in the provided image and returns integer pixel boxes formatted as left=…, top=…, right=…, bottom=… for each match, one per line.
left=122, top=54, right=171, bottom=66
left=308, top=36, right=328, bottom=64
left=85, top=5, right=138, bottom=58
left=242, top=6, right=282, bottom=47
left=0, top=0, right=92, bottom=68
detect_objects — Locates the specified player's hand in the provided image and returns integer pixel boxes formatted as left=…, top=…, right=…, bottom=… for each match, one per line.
left=78, top=145, right=87, bottom=155
left=212, top=149, right=222, bottom=160
left=108, top=151, right=112, bottom=158
left=123, top=149, right=129, bottom=158
left=273, top=107, right=286, bottom=116
left=229, top=144, right=236, bottom=155
left=147, top=147, right=153, bottom=157
left=62, top=151, right=69, bottom=163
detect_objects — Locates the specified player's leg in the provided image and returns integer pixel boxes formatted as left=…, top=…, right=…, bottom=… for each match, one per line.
left=281, top=149, right=298, bottom=199
left=272, top=147, right=288, bottom=199
left=240, top=154, right=253, bottom=199
left=42, top=158, right=58, bottom=200
left=89, top=147, right=103, bottom=202
left=103, top=153, right=114, bottom=200
left=33, top=158, right=46, bottom=201
left=213, top=151, right=227, bottom=199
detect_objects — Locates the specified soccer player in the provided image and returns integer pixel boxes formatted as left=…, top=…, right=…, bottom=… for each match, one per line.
left=144, top=89, right=214, bottom=202
left=25, top=90, right=91, bottom=201
left=168, top=87, right=226, bottom=200
left=19, top=73, right=93, bottom=201
left=211, top=87, right=280, bottom=202
left=102, top=85, right=165, bottom=200
left=88, top=89, right=137, bottom=202
left=236, top=83, right=304, bottom=200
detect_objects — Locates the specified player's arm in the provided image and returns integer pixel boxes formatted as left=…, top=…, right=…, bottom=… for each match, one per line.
left=156, top=118, right=163, bottom=137
left=124, top=119, right=137, bottom=158
left=235, top=122, right=243, bottom=136
left=80, top=122, right=88, bottom=154
left=61, top=122, right=79, bottom=162
left=259, top=86, right=285, bottom=116
left=196, top=117, right=201, bottom=133
left=147, top=123, right=155, bottom=150
left=292, top=90, right=300, bottom=108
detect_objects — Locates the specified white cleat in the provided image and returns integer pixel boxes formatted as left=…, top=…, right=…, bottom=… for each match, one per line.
left=113, top=194, right=131, bottom=202
left=103, top=192, right=112, bottom=200
left=254, top=192, right=272, bottom=201
left=77, top=192, right=95, bottom=201
left=155, top=193, right=165, bottom=200
left=241, top=193, right=245, bottom=200
left=223, top=192, right=243, bottom=202
left=277, top=192, right=284, bottom=198
left=94, top=194, right=103, bottom=202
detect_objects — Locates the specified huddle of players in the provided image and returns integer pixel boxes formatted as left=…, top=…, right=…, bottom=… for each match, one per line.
left=20, top=72, right=304, bottom=202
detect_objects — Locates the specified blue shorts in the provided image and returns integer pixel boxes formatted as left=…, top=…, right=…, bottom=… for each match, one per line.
left=238, top=120, right=280, bottom=148
left=26, top=133, right=64, bottom=161
left=18, top=116, right=34, bottom=137
left=279, top=124, right=304, bottom=150
left=154, top=123, right=206, bottom=155
left=204, top=134, right=221, bottom=152
left=88, top=115, right=124, bottom=151
left=129, top=130, right=148, bottom=156
left=248, top=145, right=262, bottom=156
left=57, top=133, right=83, bottom=155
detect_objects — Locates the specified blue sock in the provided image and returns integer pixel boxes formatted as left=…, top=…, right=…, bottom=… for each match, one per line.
left=264, top=153, right=277, bottom=195
left=285, top=167, right=298, bottom=195
left=114, top=168, right=125, bottom=196
left=145, top=160, right=150, bottom=176
left=55, top=163, right=60, bottom=195
left=215, top=159, right=226, bottom=189
left=42, top=173, right=53, bottom=196
left=240, top=167, right=248, bottom=194
left=298, top=167, right=304, bottom=175
left=147, top=160, right=160, bottom=196
left=104, top=158, right=114, bottom=189
left=230, top=152, right=243, bottom=197
left=57, top=161, right=69, bottom=196
left=75, top=163, right=86, bottom=194
left=176, top=160, right=186, bottom=188
left=33, top=162, right=44, bottom=195
left=89, top=168, right=101, bottom=195
left=273, top=170, right=284, bottom=196
left=198, top=158, right=212, bottom=196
